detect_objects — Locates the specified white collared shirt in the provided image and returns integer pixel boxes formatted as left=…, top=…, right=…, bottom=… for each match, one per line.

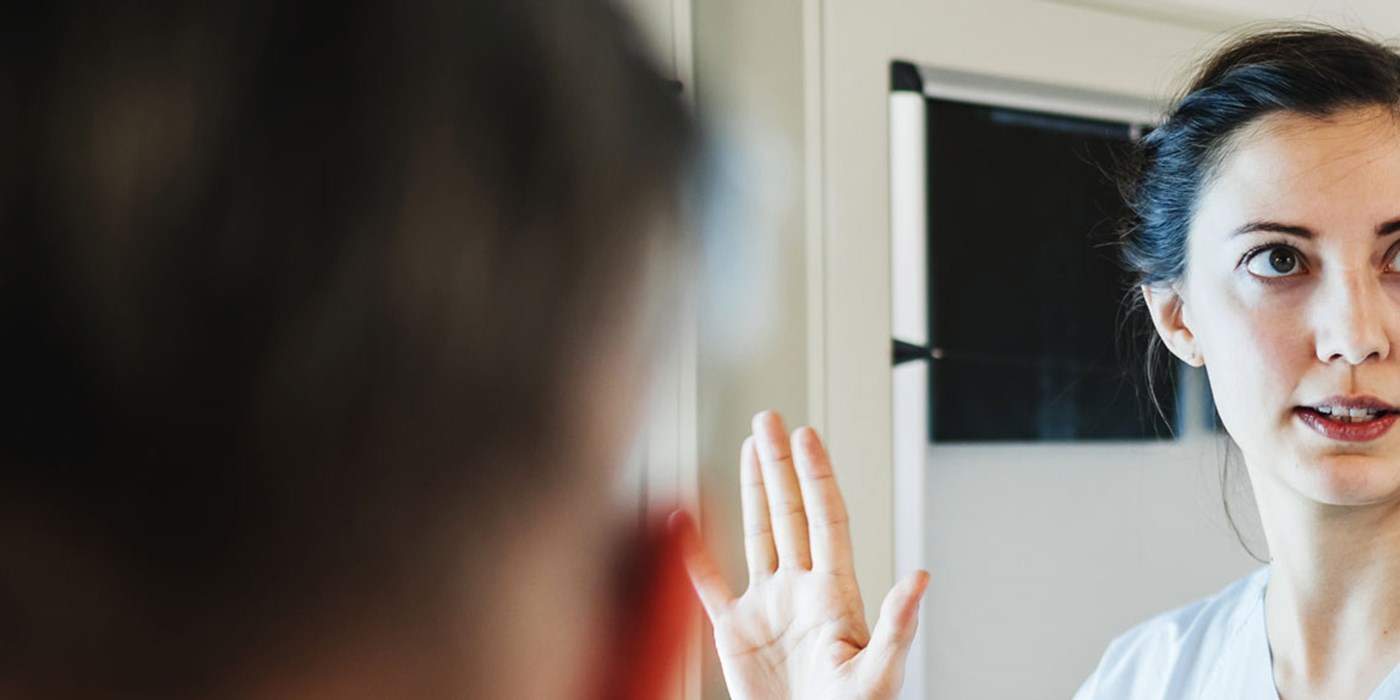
left=1074, top=567, right=1400, bottom=699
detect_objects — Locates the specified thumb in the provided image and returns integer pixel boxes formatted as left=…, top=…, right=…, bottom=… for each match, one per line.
left=866, top=569, right=930, bottom=672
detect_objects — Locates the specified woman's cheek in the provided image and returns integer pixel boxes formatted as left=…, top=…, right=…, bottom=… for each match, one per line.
left=1383, top=280, right=1400, bottom=318
left=1243, top=311, right=1309, bottom=398
left=1202, top=282, right=1310, bottom=434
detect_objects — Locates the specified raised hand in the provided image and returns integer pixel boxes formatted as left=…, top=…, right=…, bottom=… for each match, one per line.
left=673, top=411, right=929, bottom=700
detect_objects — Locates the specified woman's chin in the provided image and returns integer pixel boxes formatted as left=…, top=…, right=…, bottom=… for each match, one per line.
left=1286, top=452, right=1400, bottom=507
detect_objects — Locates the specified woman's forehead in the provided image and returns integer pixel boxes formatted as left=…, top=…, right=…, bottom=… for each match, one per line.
left=1201, top=106, right=1400, bottom=230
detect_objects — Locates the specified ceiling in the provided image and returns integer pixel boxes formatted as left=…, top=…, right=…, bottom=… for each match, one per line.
left=1046, top=0, right=1400, bottom=36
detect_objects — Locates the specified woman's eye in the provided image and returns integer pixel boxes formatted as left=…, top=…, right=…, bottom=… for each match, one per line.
left=1244, top=246, right=1305, bottom=278
left=1387, top=245, right=1400, bottom=273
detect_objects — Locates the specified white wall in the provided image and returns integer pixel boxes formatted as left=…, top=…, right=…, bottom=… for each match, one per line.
left=922, top=439, right=1264, bottom=698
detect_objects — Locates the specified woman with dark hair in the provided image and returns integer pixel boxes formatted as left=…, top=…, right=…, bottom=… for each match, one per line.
left=0, top=1, right=695, bottom=698
left=683, top=27, right=1400, bottom=699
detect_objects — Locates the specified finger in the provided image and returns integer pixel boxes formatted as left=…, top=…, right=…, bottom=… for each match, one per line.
left=669, top=510, right=736, bottom=621
left=790, top=426, right=853, bottom=573
left=739, top=436, right=778, bottom=583
left=866, top=570, right=930, bottom=673
left=752, top=410, right=811, bottom=569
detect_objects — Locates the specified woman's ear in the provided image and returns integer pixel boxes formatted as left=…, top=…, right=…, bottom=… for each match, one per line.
left=1142, top=283, right=1203, bottom=367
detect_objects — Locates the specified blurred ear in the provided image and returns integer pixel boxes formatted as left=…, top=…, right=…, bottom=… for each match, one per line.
left=1142, top=283, right=1202, bottom=367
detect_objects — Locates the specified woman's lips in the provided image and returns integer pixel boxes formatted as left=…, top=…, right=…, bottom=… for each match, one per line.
left=1295, top=407, right=1399, bottom=442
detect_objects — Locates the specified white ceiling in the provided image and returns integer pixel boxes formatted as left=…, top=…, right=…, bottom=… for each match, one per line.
left=1048, top=0, right=1400, bottom=36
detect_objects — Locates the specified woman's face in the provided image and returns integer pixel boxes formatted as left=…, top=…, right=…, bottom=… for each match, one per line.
left=1167, top=106, right=1400, bottom=507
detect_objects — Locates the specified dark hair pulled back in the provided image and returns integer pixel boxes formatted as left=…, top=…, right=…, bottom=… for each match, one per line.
left=1123, top=27, right=1400, bottom=288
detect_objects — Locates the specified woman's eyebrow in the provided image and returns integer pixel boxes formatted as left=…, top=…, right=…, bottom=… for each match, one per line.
left=1229, top=218, right=1400, bottom=238
left=1231, top=221, right=1314, bottom=239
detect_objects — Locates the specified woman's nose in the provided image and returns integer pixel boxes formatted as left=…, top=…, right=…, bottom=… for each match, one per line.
left=1314, top=272, right=1392, bottom=365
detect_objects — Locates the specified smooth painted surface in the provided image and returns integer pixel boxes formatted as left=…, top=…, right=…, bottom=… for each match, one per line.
left=889, top=92, right=928, bottom=348
left=1048, top=0, right=1400, bottom=35
left=924, top=439, right=1262, bottom=698
left=890, top=89, right=931, bottom=700
left=893, top=361, right=931, bottom=700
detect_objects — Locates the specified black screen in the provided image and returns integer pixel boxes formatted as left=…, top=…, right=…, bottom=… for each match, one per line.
left=925, top=98, right=1176, bottom=442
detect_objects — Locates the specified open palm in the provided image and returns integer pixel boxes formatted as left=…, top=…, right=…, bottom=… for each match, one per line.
left=675, top=411, right=930, bottom=700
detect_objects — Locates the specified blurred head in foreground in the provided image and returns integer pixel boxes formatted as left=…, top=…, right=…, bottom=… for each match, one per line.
left=0, top=1, right=694, bottom=698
